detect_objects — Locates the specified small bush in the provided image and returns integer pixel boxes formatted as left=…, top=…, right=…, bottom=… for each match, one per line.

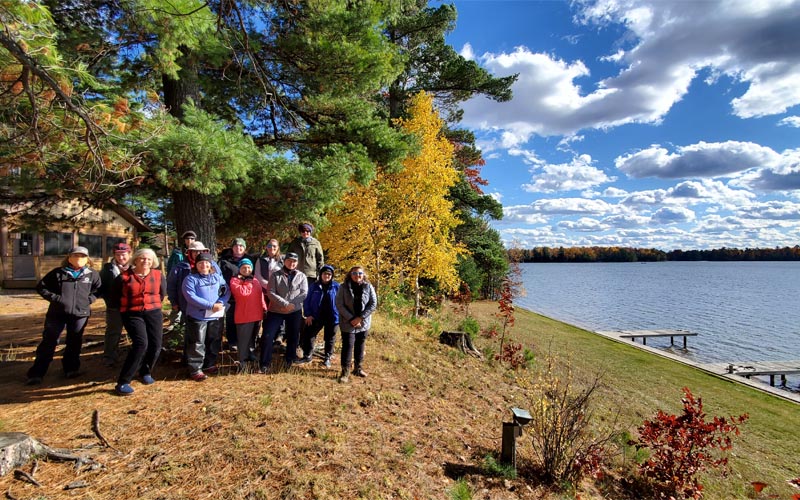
left=496, top=341, right=530, bottom=370
left=482, top=453, right=516, bottom=479
left=400, top=441, right=416, bottom=457
left=458, top=317, right=480, bottom=341
left=481, top=322, right=499, bottom=339
left=635, top=387, right=749, bottom=499
left=448, top=479, right=472, bottom=500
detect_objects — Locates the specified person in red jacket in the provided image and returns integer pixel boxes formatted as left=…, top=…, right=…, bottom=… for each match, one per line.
left=111, top=248, right=166, bottom=395
left=229, top=258, right=266, bottom=371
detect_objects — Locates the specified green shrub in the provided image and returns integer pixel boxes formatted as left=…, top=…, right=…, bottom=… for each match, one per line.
left=448, top=479, right=472, bottom=500
left=458, top=316, right=480, bottom=341
left=482, top=454, right=516, bottom=479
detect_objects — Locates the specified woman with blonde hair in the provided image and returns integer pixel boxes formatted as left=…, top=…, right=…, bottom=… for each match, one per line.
left=111, top=248, right=166, bottom=395
left=335, top=266, right=377, bottom=383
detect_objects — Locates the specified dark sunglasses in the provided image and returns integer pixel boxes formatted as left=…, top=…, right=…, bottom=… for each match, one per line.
left=351, top=271, right=364, bottom=276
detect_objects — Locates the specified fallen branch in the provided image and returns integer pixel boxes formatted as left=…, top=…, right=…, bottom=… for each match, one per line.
left=91, top=410, right=118, bottom=452
left=12, top=469, right=40, bottom=487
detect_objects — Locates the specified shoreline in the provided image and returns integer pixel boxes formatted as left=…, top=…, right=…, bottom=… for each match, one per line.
left=518, top=305, right=800, bottom=405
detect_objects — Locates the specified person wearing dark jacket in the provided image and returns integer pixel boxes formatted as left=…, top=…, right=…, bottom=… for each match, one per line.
left=297, top=264, right=340, bottom=368
left=111, top=248, right=166, bottom=395
left=26, top=246, right=102, bottom=385
left=98, top=242, right=132, bottom=366
left=165, top=230, right=197, bottom=328
left=217, top=237, right=253, bottom=352
left=335, top=266, right=377, bottom=383
left=288, top=223, right=324, bottom=288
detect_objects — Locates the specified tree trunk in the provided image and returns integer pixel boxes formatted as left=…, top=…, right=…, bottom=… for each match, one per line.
left=161, top=47, right=217, bottom=254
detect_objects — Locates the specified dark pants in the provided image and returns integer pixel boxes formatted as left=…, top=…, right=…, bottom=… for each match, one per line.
left=185, top=317, right=222, bottom=374
left=260, top=310, right=302, bottom=369
left=27, top=311, right=88, bottom=379
left=117, top=309, right=163, bottom=385
left=236, top=321, right=260, bottom=364
left=224, top=301, right=238, bottom=347
left=103, top=307, right=124, bottom=365
left=341, top=330, right=368, bottom=372
left=301, top=320, right=339, bottom=359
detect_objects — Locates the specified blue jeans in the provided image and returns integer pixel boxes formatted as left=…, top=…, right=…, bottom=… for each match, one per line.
left=260, top=310, right=302, bottom=370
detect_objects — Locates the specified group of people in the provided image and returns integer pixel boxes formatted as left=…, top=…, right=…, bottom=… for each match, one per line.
left=25, top=223, right=378, bottom=395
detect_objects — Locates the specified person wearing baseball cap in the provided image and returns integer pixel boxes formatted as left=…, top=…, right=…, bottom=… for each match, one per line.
left=99, top=241, right=133, bottom=366
left=288, top=222, right=325, bottom=289
left=165, top=230, right=199, bottom=329
left=259, top=251, right=308, bottom=371
left=26, top=246, right=102, bottom=385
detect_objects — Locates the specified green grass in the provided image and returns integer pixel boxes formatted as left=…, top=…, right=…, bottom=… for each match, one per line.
left=448, top=479, right=472, bottom=500
left=467, top=302, right=800, bottom=499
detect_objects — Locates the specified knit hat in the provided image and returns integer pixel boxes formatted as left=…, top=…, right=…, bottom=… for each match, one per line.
left=196, top=252, right=213, bottom=263
left=298, top=223, right=313, bottom=233
left=113, top=242, right=131, bottom=253
left=181, top=230, right=197, bottom=239
left=320, top=264, right=335, bottom=275
left=69, top=246, right=89, bottom=256
left=238, top=258, right=253, bottom=269
left=232, top=237, right=246, bottom=249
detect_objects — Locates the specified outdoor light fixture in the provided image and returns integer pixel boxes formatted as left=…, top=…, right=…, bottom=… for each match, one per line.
left=501, top=407, right=532, bottom=470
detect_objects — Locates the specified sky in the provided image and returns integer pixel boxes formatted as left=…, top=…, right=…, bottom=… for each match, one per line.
left=444, top=0, right=800, bottom=250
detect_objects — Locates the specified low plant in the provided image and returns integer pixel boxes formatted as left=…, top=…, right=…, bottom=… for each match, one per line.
left=527, top=356, right=614, bottom=487
left=482, top=453, right=516, bottom=479
left=635, top=387, right=749, bottom=499
left=457, top=316, right=480, bottom=342
left=496, top=341, right=534, bottom=370
left=0, top=344, right=18, bottom=362
left=400, top=441, right=416, bottom=457
left=448, top=478, right=472, bottom=500
left=481, top=322, right=499, bottom=339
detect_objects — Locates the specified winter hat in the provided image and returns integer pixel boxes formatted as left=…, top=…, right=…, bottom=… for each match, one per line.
left=284, top=252, right=299, bottom=261
left=113, top=242, right=131, bottom=253
left=320, top=264, right=335, bottom=275
left=238, top=258, right=253, bottom=269
left=196, top=252, right=213, bottom=263
left=181, top=230, right=197, bottom=239
left=298, top=223, right=313, bottom=233
left=232, top=237, right=247, bottom=249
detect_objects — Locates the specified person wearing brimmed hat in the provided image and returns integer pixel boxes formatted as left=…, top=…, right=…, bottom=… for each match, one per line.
left=165, top=230, right=198, bottom=328
left=182, top=251, right=231, bottom=381
left=259, top=251, right=308, bottom=372
left=229, top=258, right=267, bottom=370
left=297, top=264, right=340, bottom=368
left=167, top=240, right=218, bottom=326
left=99, top=242, right=132, bottom=366
left=288, top=223, right=324, bottom=288
left=26, top=246, right=102, bottom=385
left=218, top=237, right=254, bottom=352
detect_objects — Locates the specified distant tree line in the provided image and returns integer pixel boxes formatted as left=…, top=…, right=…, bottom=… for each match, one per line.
left=512, top=246, right=800, bottom=263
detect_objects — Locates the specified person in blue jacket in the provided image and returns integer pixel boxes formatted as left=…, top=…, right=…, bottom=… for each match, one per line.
left=296, top=264, right=340, bottom=368
left=181, top=252, right=230, bottom=381
left=26, top=246, right=102, bottom=385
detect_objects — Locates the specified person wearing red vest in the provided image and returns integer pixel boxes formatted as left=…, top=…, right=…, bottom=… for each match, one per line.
left=111, top=248, right=166, bottom=396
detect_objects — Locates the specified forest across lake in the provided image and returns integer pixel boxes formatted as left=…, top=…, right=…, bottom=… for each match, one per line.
left=511, top=245, right=800, bottom=263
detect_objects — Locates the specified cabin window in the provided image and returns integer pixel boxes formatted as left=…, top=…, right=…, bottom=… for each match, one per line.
left=78, top=234, right=103, bottom=258
left=43, top=232, right=73, bottom=256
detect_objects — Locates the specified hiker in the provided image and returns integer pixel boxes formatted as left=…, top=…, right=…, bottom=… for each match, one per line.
left=99, top=242, right=132, bottom=367
left=112, top=248, right=166, bottom=396
left=254, top=238, right=284, bottom=344
left=335, top=265, right=377, bottom=383
left=165, top=230, right=197, bottom=329
left=288, top=222, right=324, bottom=288
left=297, top=264, right=340, bottom=368
left=259, top=252, right=307, bottom=372
left=182, top=252, right=230, bottom=381
left=218, top=237, right=252, bottom=352
left=229, top=258, right=266, bottom=371
left=167, top=240, right=218, bottom=330
left=26, top=246, right=102, bottom=385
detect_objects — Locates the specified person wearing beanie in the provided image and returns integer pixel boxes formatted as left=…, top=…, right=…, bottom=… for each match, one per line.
left=218, top=237, right=253, bottom=353
left=229, top=258, right=266, bottom=370
left=288, top=222, right=324, bottom=288
left=26, top=247, right=102, bottom=385
left=259, top=252, right=308, bottom=372
left=165, top=230, right=198, bottom=328
left=99, top=242, right=132, bottom=366
left=181, top=251, right=230, bottom=381
left=166, top=241, right=219, bottom=331
left=297, top=264, right=340, bottom=368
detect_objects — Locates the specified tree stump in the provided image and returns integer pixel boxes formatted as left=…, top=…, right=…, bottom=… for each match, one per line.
left=439, top=331, right=483, bottom=359
left=0, top=433, right=91, bottom=477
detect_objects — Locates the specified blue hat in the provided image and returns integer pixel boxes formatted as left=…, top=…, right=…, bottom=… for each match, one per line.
left=238, top=258, right=253, bottom=269
left=320, top=264, right=335, bottom=274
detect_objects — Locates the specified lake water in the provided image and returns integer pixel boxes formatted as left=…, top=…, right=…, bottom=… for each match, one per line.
left=516, top=261, right=800, bottom=365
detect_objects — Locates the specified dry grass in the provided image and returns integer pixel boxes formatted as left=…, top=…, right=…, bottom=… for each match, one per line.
left=1, top=293, right=797, bottom=499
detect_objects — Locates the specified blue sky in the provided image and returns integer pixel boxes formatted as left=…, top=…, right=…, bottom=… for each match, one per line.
left=444, top=0, right=800, bottom=250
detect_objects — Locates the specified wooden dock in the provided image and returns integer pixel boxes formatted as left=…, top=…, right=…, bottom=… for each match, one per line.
left=701, top=361, right=800, bottom=387
left=598, top=329, right=697, bottom=348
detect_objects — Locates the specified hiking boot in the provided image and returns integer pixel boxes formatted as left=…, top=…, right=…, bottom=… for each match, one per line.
left=323, top=357, right=332, bottom=368
left=294, top=356, right=312, bottom=365
left=353, top=368, right=367, bottom=378
left=25, top=376, right=43, bottom=386
left=190, top=371, right=208, bottom=381
left=141, top=374, right=156, bottom=385
left=115, top=384, right=135, bottom=396
left=337, top=371, right=349, bottom=383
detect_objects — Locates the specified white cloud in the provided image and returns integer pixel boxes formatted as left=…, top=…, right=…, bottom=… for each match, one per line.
left=461, top=0, right=800, bottom=139
left=615, top=141, right=784, bottom=179
left=779, top=116, right=800, bottom=127
left=557, top=217, right=608, bottom=232
left=650, top=206, right=696, bottom=224
left=459, top=43, right=475, bottom=61
left=522, top=154, right=616, bottom=192
left=735, top=200, right=800, bottom=220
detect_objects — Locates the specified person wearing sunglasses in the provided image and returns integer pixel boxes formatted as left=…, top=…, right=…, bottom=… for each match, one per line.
left=335, top=266, right=377, bottom=383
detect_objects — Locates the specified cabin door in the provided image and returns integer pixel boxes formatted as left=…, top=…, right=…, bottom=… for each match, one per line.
left=12, top=232, right=36, bottom=279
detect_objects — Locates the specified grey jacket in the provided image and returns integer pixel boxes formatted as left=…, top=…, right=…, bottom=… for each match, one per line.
left=336, top=280, right=377, bottom=333
left=267, top=267, right=308, bottom=314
